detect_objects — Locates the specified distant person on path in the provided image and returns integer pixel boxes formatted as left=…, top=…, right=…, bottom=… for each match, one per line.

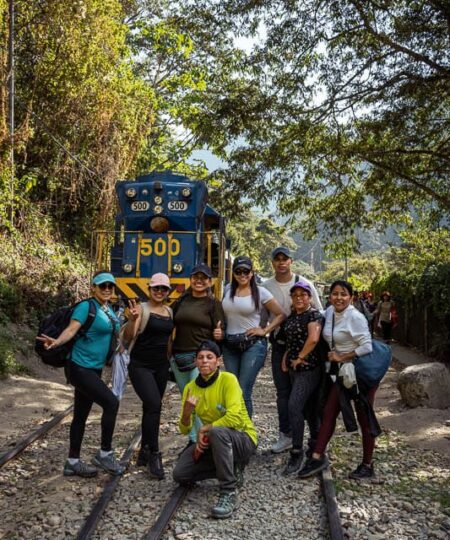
left=222, top=256, right=285, bottom=418
left=299, top=280, right=381, bottom=481
left=173, top=340, right=257, bottom=519
left=37, top=271, right=123, bottom=478
left=352, top=290, right=372, bottom=324
left=280, top=280, right=324, bottom=475
left=262, top=246, right=323, bottom=454
left=122, top=273, right=173, bottom=479
left=170, top=263, right=225, bottom=446
left=375, top=291, right=396, bottom=342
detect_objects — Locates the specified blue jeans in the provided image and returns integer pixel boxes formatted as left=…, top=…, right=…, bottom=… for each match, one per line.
left=170, top=354, right=202, bottom=443
left=222, top=338, right=267, bottom=418
left=271, top=342, right=292, bottom=435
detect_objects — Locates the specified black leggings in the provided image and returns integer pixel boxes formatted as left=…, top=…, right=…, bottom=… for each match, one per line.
left=67, top=362, right=119, bottom=458
left=288, top=366, right=322, bottom=450
left=128, top=362, right=169, bottom=452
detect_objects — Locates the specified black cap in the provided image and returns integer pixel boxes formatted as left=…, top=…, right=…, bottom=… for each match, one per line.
left=196, top=340, right=221, bottom=358
left=190, top=263, right=212, bottom=278
left=232, top=256, right=253, bottom=271
left=272, top=246, right=292, bottom=259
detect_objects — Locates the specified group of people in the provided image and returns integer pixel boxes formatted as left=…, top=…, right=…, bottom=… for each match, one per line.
left=37, top=247, right=386, bottom=519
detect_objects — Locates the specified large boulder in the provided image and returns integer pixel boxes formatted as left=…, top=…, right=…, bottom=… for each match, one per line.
left=397, top=363, right=450, bottom=409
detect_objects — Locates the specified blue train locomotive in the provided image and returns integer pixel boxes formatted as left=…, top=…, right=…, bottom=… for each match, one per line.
left=94, top=171, right=229, bottom=302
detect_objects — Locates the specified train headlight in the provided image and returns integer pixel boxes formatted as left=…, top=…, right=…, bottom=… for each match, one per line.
left=126, top=187, right=137, bottom=198
left=173, top=263, right=183, bottom=273
left=181, top=188, right=191, bottom=198
left=154, top=196, right=163, bottom=204
left=150, top=217, right=169, bottom=233
left=123, top=263, right=134, bottom=273
left=153, top=205, right=163, bottom=215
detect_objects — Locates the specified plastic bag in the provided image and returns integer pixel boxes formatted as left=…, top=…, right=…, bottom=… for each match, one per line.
left=111, top=349, right=130, bottom=400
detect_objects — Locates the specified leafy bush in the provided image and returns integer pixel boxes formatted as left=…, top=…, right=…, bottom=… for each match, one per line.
left=0, top=326, right=29, bottom=378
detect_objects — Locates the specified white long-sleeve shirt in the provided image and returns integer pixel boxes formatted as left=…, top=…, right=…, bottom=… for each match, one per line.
left=322, top=305, right=372, bottom=357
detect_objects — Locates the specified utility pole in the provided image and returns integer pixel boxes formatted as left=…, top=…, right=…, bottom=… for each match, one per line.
left=8, top=0, right=15, bottom=225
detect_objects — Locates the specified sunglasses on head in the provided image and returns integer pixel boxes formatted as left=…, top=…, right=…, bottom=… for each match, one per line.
left=98, top=282, right=114, bottom=290
left=151, top=286, right=170, bottom=293
left=234, top=268, right=251, bottom=276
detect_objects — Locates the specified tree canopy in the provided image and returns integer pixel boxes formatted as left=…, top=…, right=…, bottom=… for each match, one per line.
left=161, top=0, right=450, bottom=244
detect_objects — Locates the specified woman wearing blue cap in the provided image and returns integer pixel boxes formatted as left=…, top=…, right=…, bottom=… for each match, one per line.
left=37, top=270, right=123, bottom=478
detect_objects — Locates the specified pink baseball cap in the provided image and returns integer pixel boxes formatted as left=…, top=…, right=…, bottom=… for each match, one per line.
left=148, top=273, right=171, bottom=288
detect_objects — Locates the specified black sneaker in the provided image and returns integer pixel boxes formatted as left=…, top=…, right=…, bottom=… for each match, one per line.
left=283, top=450, right=304, bottom=476
left=148, top=451, right=164, bottom=480
left=92, top=450, right=125, bottom=476
left=349, top=463, right=375, bottom=480
left=63, top=459, right=98, bottom=478
left=298, top=456, right=328, bottom=479
left=136, top=445, right=150, bottom=467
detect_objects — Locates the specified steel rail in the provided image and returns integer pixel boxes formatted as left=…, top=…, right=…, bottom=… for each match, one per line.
left=76, top=428, right=142, bottom=540
left=141, top=485, right=190, bottom=540
left=321, top=467, right=344, bottom=540
left=0, top=404, right=73, bottom=468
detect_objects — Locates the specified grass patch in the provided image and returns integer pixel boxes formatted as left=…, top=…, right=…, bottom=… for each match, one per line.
left=0, top=326, right=30, bottom=378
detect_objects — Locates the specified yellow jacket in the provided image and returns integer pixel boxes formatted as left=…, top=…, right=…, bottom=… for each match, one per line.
left=179, top=371, right=257, bottom=446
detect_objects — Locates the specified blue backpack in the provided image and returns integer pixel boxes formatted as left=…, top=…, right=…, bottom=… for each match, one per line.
left=354, top=340, right=392, bottom=387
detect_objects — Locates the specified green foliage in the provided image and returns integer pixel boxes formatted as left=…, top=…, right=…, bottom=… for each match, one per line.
left=319, top=254, right=388, bottom=291
left=226, top=210, right=297, bottom=275
left=0, top=326, right=29, bottom=378
left=0, top=207, right=90, bottom=325
left=1, top=0, right=156, bottom=240
left=165, top=0, right=450, bottom=245
left=291, top=260, right=316, bottom=281
left=371, top=223, right=450, bottom=359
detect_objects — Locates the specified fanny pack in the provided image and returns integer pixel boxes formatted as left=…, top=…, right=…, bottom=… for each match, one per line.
left=173, top=352, right=197, bottom=372
left=225, top=333, right=260, bottom=352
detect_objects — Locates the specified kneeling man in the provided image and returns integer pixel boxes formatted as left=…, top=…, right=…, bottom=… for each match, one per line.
left=173, top=340, right=257, bottom=519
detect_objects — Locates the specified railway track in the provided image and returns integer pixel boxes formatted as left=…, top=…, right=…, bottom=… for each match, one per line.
left=0, top=366, right=344, bottom=540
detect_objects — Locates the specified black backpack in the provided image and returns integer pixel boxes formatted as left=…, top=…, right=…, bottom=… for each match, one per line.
left=35, top=299, right=97, bottom=367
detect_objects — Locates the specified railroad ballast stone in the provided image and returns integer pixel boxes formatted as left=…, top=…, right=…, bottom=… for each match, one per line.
left=397, top=362, right=450, bottom=408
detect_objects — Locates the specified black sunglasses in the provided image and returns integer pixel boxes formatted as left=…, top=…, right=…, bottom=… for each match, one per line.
left=150, top=286, right=170, bottom=293
left=234, top=268, right=251, bottom=276
left=98, top=282, right=115, bottom=290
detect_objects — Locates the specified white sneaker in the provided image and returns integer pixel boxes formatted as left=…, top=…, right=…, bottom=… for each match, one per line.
left=271, top=432, right=292, bottom=454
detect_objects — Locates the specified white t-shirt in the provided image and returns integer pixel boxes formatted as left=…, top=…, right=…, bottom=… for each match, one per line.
left=262, top=274, right=323, bottom=318
left=222, top=286, right=274, bottom=335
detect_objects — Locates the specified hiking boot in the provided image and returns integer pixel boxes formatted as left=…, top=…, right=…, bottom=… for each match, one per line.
left=136, top=445, right=150, bottom=467
left=234, top=462, right=245, bottom=489
left=271, top=432, right=292, bottom=454
left=92, top=450, right=125, bottom=476
left=63, top=459, right=98, bottom=478
left=283, top=450, right=304, bottom=476
left=298, top=456, right=328, bottom=479
left=349, top=463, right=375, bottom=480
left=148, top=451, right=164, bottom=480
left=211, top=491, right=238, bottom=519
